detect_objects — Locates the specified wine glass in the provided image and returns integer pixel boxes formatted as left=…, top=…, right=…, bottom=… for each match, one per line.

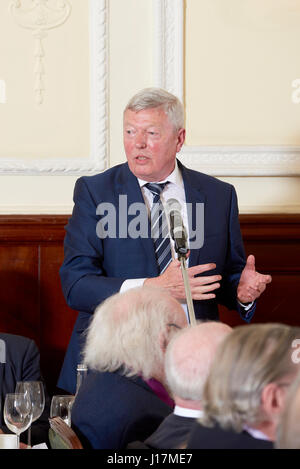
left=50, top=395, right=75, bottom=427
left=15, top=381, right=45, bottom=447
left=4, top=393, right=33, bottom=448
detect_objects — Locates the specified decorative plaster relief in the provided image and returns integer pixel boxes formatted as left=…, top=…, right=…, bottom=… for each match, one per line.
left=1, top=0, right=108, bottom=174
left=10, top=0, right=72, bottom=104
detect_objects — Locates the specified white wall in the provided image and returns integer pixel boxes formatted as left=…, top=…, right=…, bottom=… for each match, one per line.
left=0, top=0, right=299, bottom=214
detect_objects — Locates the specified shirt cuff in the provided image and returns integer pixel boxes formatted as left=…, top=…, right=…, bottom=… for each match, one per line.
left=238, top=300, right=254, bottom=312
left=120, top=278, right=146, bottom=293
left=237, top=300, right=256, bottom=323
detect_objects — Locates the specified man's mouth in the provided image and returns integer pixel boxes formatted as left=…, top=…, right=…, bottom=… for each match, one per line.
left=135, top=156, right=149, bottom=161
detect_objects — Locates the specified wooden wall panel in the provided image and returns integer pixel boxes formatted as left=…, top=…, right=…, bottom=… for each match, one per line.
left=219, top=214, right=300, bottom=327
left=0, top=214, right=299, bottom=393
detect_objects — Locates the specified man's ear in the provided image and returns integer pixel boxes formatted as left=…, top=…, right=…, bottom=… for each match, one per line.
left=176, top=128, right=185, bottom=153
left=159, top=331, right=168, bottom=354
left=261, top=382, right=287, bottom=419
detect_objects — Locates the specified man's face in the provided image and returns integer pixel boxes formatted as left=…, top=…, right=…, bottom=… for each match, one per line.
left=123, top=107, right=185, bottom=182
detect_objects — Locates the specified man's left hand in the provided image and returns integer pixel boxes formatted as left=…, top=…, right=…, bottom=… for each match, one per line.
left=237, top=254, right=272, bottom=304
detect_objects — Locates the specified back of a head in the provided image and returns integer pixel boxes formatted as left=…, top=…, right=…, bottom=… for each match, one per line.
left=83, top=286, right=185, bottom=379
left=165, top=321, right=232, bottom=401
left=124, top=87, right=184, bottom=131
left=201, top=323, right=300, bottom=432
left=276, top=370, right=300, bottom=449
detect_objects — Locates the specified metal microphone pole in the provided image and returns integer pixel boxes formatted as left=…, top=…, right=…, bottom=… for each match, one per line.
left=173, top=236, right=197, bottom=326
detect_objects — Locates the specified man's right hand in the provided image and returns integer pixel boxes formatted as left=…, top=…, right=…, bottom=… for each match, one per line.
left=144, top=259, right=221, bottom=301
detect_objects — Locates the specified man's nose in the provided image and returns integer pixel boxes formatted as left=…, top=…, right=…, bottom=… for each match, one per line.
left=135, top=132, right=147, bottom=148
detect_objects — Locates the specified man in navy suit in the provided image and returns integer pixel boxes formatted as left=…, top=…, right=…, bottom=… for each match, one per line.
left=58, top=88, right=271, bottom=394
left=186, top=323, right=300, bottom=449
left=71, top=286, right=187, bottom=449
left=0, top=333, right=50, bottom=446
left=144, top=321, right=232, bottom=449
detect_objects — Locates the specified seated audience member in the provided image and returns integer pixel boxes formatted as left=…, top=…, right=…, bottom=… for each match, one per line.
left=276, top=370, right=300, bottom=449
left=0, top=332, right=50, bottom=446
left=71, top=286, right=187, bottom=449
left=142, top=321, right=232, bottom=449
left=187, top=323, right=300, bottom=449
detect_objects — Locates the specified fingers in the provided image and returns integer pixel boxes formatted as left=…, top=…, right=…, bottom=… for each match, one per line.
left=246, top=254, right=256, bottom=271
left=188, top=263, right=217, bottom=276
left=189, top=274, right=222, bottom=287
left=239, top=280, right=267, bottom=302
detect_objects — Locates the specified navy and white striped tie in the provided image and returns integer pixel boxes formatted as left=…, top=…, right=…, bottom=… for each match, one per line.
left=145, top=182, right=172, bottom=274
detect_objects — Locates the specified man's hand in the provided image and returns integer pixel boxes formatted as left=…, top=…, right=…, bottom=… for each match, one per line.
left=237, top=254, right=272, bottom=304
left=144, top=259, right=221, bottom=301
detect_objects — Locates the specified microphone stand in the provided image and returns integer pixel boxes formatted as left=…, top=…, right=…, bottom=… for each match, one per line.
left=173, top=237, right=197, bottom=326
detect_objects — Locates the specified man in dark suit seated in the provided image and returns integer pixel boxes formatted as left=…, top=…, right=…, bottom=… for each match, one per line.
left=0, top=332, right=50, bottom=446
left=187, top=323, right=300, bottom=449
left=143, top=321, right=232, bottom=449
left=70, top=286, right=187, bottom=449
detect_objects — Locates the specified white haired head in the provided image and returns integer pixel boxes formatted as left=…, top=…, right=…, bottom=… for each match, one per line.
left=83, top=286, right=187, bottom=380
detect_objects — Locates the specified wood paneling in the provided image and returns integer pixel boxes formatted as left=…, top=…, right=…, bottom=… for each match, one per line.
left=219, top=214, right=300, bottom=327
left=0, top=214, right=299, bottom=393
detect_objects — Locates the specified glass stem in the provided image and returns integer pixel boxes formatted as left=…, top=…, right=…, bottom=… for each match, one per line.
left=27, top=425, right=32, bottom=447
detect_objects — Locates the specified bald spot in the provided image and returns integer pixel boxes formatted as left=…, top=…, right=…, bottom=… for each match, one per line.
left=170, top=322, right=232, bottom=381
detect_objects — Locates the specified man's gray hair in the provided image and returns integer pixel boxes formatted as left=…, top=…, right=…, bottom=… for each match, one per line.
left=83, top=286, right=184, bottom=379
left=199, top=323, right=300, bottom=432
left=276, top=370, right=300, bottom=449
left=124, top=87, right=184, bottom=130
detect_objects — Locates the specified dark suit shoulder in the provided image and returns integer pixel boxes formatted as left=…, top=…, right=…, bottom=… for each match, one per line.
left=77, top=163, right=130, bottom=187
left=187, top=422, right=274, bottom=449
left=179, top=161, right=234, bottom=193
left=0, top=333, right=37, bottom=356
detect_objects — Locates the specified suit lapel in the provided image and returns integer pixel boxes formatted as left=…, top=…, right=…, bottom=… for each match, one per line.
left=116, top=164, right=159, bottom=276
left=179, top=161, right=206, bottom=268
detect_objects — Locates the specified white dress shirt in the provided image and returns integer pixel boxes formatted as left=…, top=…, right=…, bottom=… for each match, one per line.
left=120, top=162, right=192, bottom=319
left=120, top=162, right=252, bottom=316
left=173, top=405, right=203, bottom=419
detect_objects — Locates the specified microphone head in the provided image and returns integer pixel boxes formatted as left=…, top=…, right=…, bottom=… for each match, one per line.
left=166, top=198, right=182, bottom=215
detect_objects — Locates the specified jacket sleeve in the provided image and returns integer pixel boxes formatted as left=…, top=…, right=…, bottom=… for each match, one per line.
left=59, top=177, right=126, bottom=314
left=216, top=186, right=256, bottom=321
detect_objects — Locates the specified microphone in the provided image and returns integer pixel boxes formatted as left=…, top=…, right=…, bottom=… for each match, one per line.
left=166, top=199, right=188, bottom=258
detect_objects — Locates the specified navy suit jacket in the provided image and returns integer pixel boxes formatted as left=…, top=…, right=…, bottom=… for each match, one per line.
left=0, top=333, right=50, bottom=445
left=71, top=370, right=172, bottom=449
left=58, top=160, right=253, bottom=393
left=144, top=413, right=197, bottom=449
left=186, top=421, right=274, bottom=449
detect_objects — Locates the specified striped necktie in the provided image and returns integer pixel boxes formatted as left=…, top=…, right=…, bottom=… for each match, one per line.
left=145, top=182, right=172, bottom=274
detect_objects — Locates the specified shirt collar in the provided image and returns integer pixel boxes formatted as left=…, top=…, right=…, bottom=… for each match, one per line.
left=137, top=160, right=183, bottom=189
left=173, top=405, right=203, bottom=419
left=243, top=425, right=271, bottom=441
